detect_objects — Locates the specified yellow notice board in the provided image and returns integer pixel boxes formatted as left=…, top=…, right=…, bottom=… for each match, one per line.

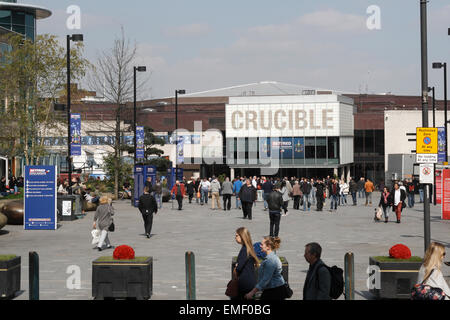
left=416, top=127, right=438, bottom=154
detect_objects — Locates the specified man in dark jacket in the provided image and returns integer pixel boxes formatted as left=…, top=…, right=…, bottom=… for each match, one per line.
left=238, top=179, right=257, bottom=220
left=267, top=184, right=284, bottom=237
left=328, top=179, right=339, bottom=212
left=262, top=178, right=273, bottom=211
left=144, top=177, right=153, bottom=194
left=314, top=179, right=326, bottom=211
left=303, top=242, right=331, bottom=300
left=349, top=178, right=358, bottom=206
left=186, top=178, right=195, bottom=204
left=357, top=177, right=365, bottom=199
left=301, top=179, right=312, bottom=211
left=389, top=182, right=406, bottom=223
left=138, top=186, right=158, bottom=238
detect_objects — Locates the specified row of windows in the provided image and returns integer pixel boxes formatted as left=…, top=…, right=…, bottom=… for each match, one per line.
left=0, top=10, right=35, bottom=40
left=354, top=130, right=384, bottom=155
left=226, top=137, right=340, bottom=165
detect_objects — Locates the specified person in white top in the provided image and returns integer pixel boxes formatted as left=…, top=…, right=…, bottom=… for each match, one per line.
left=416, top=242, right=450, bottom=299
left=199, top=178, right=211, bottom=205
left=390, top=182, right=406, bottom=224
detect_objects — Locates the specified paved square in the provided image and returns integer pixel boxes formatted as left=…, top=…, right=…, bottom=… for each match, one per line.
left=1, top=194, right=449, bottom=300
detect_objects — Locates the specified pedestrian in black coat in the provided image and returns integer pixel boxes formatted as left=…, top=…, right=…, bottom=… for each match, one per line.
left=238, top=179, right=257, bottom=220
left=233, top=227, right=258, bottom=300
left=138, top=186, right=158, bottom=238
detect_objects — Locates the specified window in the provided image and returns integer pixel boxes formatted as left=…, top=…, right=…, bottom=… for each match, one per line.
left=316, top=137, right=327, bottom=160
left=354, top=130, right=364, bottom=153
left=365, top=130, right=374, bottom=153
left=305, top=137, right=315, bottom=163
left=208, top=118, right=225, bottom=128
left=328, top=137, right=339, bottom=160
left=374, top=130, right=384, bottom=155
left=0, top=10, right=11, bottom=28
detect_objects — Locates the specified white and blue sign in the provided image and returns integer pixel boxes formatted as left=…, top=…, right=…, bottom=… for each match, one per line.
left=136, top=126, right=145, bottom=159
left=70, top=113, right=81, bottom=156
left=24, top=166, right=57, bottom=230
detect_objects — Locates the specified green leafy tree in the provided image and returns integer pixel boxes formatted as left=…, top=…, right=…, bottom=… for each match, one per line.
left=0, top=33, right=88, bottom=165
left=121, top=125, right=165, bottom=160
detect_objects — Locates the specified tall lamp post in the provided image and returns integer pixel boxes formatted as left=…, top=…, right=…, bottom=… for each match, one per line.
left=175, top=90, right=185, bottom=181
left=432, top=62, right=448, bottom=163
left=133, top=66, right=146, bottom=166
left=67, top=34, right=83, bottom=194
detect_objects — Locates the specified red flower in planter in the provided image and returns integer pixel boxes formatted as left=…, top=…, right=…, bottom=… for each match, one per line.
left=113, top=245, right=135, bottom=260
left=389, top=244, right=411, bottom=259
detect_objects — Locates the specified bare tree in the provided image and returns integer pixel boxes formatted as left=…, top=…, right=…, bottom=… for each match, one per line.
left=88, top=27, right=149, bottom=198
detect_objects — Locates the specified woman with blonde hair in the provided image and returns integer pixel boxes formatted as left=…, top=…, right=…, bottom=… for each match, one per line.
left=245, top=236, right=287, bottom=300
left=232, top=227, right=259, bottom=300
left=416, top=242, right=450, bottom=299
left=93, top=196, right=114, bottom=251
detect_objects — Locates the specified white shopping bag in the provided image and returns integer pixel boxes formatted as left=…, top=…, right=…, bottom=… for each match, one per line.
left=91, top=229, right=100, bottom=245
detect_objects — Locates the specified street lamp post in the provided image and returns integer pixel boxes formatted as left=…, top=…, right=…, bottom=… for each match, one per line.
left=133, top=66, right=146, bottom=166
left=433, top=62, right=448, bottom=162
left=175, top=90, right=185, bottom=181
left=67, top=34, right=83, bottom=195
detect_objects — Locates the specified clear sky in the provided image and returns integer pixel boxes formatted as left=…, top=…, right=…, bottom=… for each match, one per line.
left=25, top=0, right=450, bottom=99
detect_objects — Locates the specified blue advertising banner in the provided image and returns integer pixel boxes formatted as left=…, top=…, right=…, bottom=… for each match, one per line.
left=24, top=166, right=57, bottom=230
left=259, top=137, right=271, bottom=158
left=144, top=165, right=157, bottom=186
left=136, top=126, right=145, bottom=159
left=70, top=113, right=81, bottom=156
left=280, top=137, right=293, bottom=159
left=438, top=127, right=446, bottom=163
left=294, top=137, right=305, bottom=159
left=177, top=137, right=184, bottom=164
left=133, top=165, right=144, bottom=207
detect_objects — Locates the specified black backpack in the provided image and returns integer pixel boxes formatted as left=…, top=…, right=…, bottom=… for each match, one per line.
left=318, top=264, right=344, bottom=299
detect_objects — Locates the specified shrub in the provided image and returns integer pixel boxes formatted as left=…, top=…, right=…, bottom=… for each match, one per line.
left=389, top=244, right=412, bottom=259
left=113, top=245, right=135, bottom=260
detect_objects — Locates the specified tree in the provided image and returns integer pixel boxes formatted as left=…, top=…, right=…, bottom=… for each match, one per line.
left=121, top=125, right=165, bottom=160
left=87, top=27, right=149, bottom=198
left=0, top=33, right=88, bottom=165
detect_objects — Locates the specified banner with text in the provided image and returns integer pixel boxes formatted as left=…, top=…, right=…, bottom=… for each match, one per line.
left=436, top=169, right=442, bottom=205
left=70, top=113, right=81, bottom=156
left=136, top=126, right=145, bottom=159
left=442, top=169, right=450, bottom=220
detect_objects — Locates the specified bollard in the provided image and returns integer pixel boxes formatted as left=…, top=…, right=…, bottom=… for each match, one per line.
left=344, top=252, right=354, bottom=300
left=185, top=251, right=196, bottom=300
left=29, top=251, right=39, bottom=300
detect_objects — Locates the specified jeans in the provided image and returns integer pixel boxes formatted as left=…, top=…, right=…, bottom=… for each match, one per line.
left=381, top=205, right=389, bottom=219
left=154, top=193, right=162, bottom=209
left=310, top=189, right=316, bottom=205
left=407, top=193, right=415, bottom=208
left=303, top=194, right=310, bottom=211
left=365, top=192, right=373, bottom=205
left=263, top=193, right=270, bottom=209
left=201, top=189, right=209, bottom=204
left=419, top=189, right=424, bottom=203
left=351, top=192, right=357, bottom=205
left=330, top=194, right=338, bottom=210
left=269, top=212, right=281, bottom=237
left=235, top=196, right=241, bottom=209
left=97, top=230, right=111, bottom=249
left=340, top=193, right=347, bottom=205
left=358, top=189, right=365, bottom=198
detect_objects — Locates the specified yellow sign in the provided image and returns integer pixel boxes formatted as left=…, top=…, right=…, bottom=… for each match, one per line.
left=416, top=127, right=438, bottom=154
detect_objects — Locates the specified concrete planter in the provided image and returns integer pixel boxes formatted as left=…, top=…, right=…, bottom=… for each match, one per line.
left=369, top=256, right=423, bottom=300
left=92, top=257, right=153, bottom=300
left=232, top=256, right=289, bottom=283
left=0, top=256, right=21, bottom=299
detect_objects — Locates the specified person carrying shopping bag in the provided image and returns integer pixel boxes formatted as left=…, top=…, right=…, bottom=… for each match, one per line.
left=93, top=196, right=115, bottom=251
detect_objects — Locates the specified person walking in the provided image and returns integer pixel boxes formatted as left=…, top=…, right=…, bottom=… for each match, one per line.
left=378, top=186, right=392, bottom=223
left=222, top=177, right=233, bottom=211
left=262, top=178, right=273, bottom=211
left=314, top=179, right=326, bottom=211
left=267, top=185, right=284, bottom=237
left=210, top=176, right=222, bottom=210
left=238, top=179, right=257, bottom=220
left=144, top=177, right=153, bottom=195
left=171, top=180, right=186, bottom=210
left=389, top=182, right=406, bottom=223
left=349, top=178, right=358, bottom=206
left=292, top=181, right=302, bottom=210
left=233, top=177, right=243, bottom=209
left=415, top=242, right=450, bottom=299
left=279, top=180, right=290, bottom=215
left=244, top=237, right=287, bottom=300
left=186, top=178, right=195, bottom=204
left=301, top=179, right=311, bottom=211
left=303, top=242, right=331, bottom=300
left=339, top=179, right=348, bottom=205
left=93, top=196, right=114, bottom=251
left=232, top=227, right=259, bottom=300
left=138, top=186, right=158, bottom=238
left=406, top=179, right=415, bottom=208
left=194, top=178, right=201, bottom=204
left=357, top=177, right=365, bottom=199
left=309, top=178, right=316, bottom=206
left=199, top=178, right=210, bottom=205
left=364, top=178, right=375, bottom=206
left=153, top=179, right=163, bottom=209
left=328, top=179, right=339, bottom=212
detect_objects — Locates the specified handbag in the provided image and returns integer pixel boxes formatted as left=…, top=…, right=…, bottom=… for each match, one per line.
left=283, top=283, right=293, bottom=299
left=411, top=269, right=446, bottom=300
left=225, top=258, right=249, bottom=298
left=108, top=221, right=115, bottom=232
left=375, top=207, right=383, bottom=220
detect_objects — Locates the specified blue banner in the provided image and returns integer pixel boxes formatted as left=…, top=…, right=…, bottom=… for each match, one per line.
left=438, top=127, right=446, bottom=163
left=133, top=165, right=144, bottom=207
left=294, top=137, right=305, bottom=159
left=70, top=113, right=81, bottom=156
left=177, top=137, right=184, bottom=164
left=280, top=137, right=293, bottom=159
left=136, top=126, right=145, bottom=159
left=24, top=166, right=57, bottom=230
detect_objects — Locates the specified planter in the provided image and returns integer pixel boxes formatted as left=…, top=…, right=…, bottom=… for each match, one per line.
left=92, top=256, right=152, bottom=300
left=0, top=255, right=21, bottom=299
left=232, top=256, right=289, bottom=283
left=369, top=256, right=423, bottom=299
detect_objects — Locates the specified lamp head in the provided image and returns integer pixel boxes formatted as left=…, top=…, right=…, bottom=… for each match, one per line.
left=177, top=89, right=186, bottom=95
left=137, top=66, right=146, bottom=72
left=71, top=34, right=84, bottom=42
left=432, top=62, right=443, bottom=69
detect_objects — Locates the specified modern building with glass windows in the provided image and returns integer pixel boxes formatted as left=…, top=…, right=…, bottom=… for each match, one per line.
left=0, top=0, right=51, bottom=41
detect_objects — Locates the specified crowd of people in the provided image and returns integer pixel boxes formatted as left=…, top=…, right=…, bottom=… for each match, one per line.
left=0, top=176, right=23, bottom=197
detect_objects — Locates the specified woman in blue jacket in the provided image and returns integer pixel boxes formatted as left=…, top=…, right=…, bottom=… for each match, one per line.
left=245, top=236, right=286, bottom=300
left=233, top=227, right=259, bottom=300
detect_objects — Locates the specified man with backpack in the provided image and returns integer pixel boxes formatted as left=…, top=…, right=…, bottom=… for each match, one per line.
left=303, top=242, right=344, bottom=300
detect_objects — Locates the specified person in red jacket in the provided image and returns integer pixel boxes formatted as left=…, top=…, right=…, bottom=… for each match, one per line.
left=171, top=180, right=186, bottom=210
